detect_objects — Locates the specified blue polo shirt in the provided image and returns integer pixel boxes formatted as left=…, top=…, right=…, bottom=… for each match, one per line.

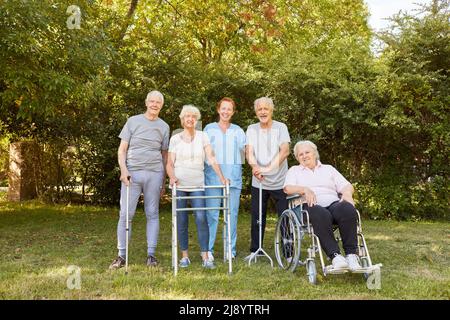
left=204, top=122, right=246, bottom=189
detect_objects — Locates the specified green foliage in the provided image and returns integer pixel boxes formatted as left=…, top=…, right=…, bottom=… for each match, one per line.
left=0, top=0, right=448, bottom=219
left=0, top=0, right=114, bottom=125
left=262, top=1, right=449, bottom=220
left=368, top=0, right=450, bottom=219
left=0, top=0, right=123, bottom=202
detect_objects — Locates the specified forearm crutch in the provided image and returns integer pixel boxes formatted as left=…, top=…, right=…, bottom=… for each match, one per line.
left=248, top=181, right=273, bottom=267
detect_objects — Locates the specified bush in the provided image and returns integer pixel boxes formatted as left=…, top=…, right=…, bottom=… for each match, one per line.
left=357, top=174, right=449, bottom=221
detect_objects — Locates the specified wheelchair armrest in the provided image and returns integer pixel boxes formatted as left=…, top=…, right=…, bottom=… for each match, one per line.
left=286, top=193, right=301, bottom=201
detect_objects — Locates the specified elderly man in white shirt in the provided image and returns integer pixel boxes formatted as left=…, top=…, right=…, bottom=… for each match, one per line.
left=245, top=97, right=291, bottom=260
left=283, top=140, right=362, bottom=271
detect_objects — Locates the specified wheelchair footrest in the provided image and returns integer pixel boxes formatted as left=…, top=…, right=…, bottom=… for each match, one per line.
left=324, top=263, right=382, bottom=275
left=324, top=266, right=349, bottom=275
left=354, top=263, right=383, bottom=274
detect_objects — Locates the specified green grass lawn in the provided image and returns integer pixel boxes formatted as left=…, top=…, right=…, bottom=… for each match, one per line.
left=0, top=199, right=449, bottom=300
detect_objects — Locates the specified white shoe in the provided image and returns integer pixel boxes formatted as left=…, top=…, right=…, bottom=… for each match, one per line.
left=207, top=251, right=214, bottom=262
left=346, top=254, right=363, bottom=271
left=331, top=254, right=349, bottom=269
left=202, top=259, right=216, bottom=269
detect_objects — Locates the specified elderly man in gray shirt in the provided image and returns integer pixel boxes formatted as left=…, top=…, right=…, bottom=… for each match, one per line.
left=245, top=97, right=290, bottom=260
left=109, top=90, right=170, bottom=269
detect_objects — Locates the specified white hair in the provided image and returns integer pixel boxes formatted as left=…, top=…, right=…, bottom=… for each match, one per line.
left=293, top=140, right=320, bottom=161
left=254, top=96, right=274, bottom=112
left=179, top=104, right=201, bottom=124
left=145, top=90, right=164, bottom=104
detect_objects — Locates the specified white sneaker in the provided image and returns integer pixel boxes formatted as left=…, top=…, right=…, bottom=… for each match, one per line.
left=331, top=254, right=349, bottom=269
left=207, top=251, right=214, bottom=262
left=202, top=259, right=216, bottom=269
left=346, top=254, right=363, bottom=271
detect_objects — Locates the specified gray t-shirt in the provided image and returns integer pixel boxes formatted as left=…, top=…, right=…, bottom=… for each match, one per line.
left=246, top=120, right=290, bottom=190
left=119, top=114, right=170, bottom=172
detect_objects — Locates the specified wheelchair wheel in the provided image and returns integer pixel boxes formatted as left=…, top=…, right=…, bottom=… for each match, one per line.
left=274, top=209, right=302, bottom=272
left=306, top=260, right=317, bottom=285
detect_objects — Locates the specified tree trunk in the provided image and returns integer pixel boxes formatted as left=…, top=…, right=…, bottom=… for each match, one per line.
left=8, top=141, right=39, bottom=201
left=117, top=0, right=139, bottom=43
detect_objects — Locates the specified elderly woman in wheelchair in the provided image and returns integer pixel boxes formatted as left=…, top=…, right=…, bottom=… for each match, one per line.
left=275, top=140, right=380, bottom=284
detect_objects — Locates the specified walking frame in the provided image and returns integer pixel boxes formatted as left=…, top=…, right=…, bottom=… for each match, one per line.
left=171, top=183, right=232, bottom=276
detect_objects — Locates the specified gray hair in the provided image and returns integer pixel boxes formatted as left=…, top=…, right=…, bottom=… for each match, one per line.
left=179, top=104, right=201, bottom=124
left=254, top=96, right=274, bottom=112
left=293, top=140, right=320, bottom=161
left=145, top=90, right=164, bottom=105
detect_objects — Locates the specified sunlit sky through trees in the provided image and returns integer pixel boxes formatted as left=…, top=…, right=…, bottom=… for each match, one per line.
left=365, top=0, right=431, bottom=30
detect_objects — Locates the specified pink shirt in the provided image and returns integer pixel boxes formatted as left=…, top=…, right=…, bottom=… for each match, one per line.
left=283, top=161, right=351, bottom=207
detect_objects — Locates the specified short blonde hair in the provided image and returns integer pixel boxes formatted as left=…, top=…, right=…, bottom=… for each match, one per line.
left=179, top=104, right=201, bottom=125
left=254, top=97, right=274, bottom=112
left=293, top=140, right=320, bottom=161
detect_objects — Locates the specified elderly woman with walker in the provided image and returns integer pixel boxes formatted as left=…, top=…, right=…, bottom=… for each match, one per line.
left=167, top=105, right=228, bottom=270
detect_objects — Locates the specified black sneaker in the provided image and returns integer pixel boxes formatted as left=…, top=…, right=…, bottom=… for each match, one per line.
left=146, top=255, right=158, bottom=267
left=109, top=256, right=125, bottom=269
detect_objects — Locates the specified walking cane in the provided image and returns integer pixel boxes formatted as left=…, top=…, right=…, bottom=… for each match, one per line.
left=248, top=180, right=274, bottom=267
left=125, top=176, right=131, bottom=275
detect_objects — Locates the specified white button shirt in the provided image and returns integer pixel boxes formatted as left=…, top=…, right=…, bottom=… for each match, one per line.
left=283, top=161, right=351, bottom=207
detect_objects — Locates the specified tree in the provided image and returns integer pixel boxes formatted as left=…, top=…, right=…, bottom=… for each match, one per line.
left=364, top=0, right=450, bottom=219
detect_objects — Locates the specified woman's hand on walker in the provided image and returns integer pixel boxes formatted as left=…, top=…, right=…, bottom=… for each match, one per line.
left=220, top=177, right=230, bottom=186
left=169, top=177, right=178, bottom=187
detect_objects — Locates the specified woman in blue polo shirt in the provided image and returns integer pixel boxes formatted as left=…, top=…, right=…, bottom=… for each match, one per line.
left=204, top=98, right=246, bottom=261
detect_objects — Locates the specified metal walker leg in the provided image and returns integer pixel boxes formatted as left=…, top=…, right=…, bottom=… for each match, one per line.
left=223, top=184, right=233, bottom=274
left=172, top=184, right=232, bottom=276
left=172, top=184, right=178, bottom=276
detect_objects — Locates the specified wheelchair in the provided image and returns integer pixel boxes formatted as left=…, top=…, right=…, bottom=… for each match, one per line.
left=274, top=194, right=382, bottom=284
